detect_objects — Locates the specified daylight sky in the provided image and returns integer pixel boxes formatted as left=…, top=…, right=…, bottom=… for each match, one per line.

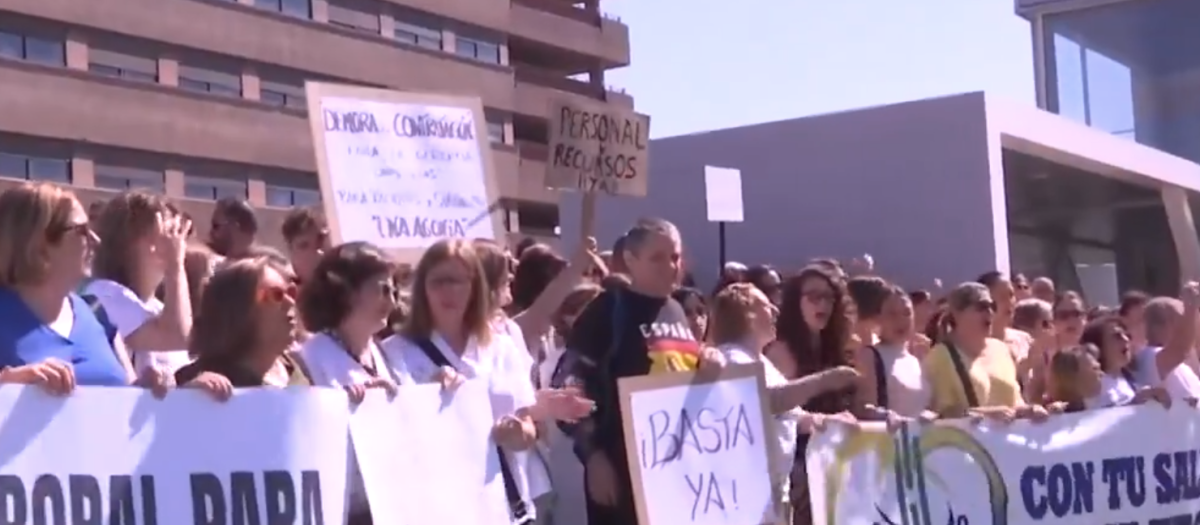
left=604, top=0, right=1037, bottom=138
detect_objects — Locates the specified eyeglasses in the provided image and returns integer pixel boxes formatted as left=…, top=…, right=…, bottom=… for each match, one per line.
left=802, top=290, right=835, bottom=304
left=429, top=275, right=470, bottom=289
left=257, top=283, right=298, bottom=304
left=1054, top=309, right=1084, bottom=320
left=48, top=222, right=94, bottom=242
left=967, top=300, right=996, bottom=313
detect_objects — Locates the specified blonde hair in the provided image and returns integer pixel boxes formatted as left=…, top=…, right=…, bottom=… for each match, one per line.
left=188, top=258, right=270, bottom=361
left=92, top=191, right=170, bottom=289
left=708, top=283, right=762, bottom=345
left=1048, top=344, right=1099, bottom=406
left=0, top=183, right=80, bottom=286
left=402, top=239, right=492, bottom=346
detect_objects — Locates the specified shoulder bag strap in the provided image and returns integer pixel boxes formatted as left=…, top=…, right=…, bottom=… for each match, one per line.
left=944, top=342, right=980, bottom=408
left=869, top=346, right=889, bottom=409
left=287, top=352, right=315, bottom=386
left=413, top=338, right=532, bottom=524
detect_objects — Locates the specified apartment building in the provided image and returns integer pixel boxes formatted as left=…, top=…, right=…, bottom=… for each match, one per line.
left=0, top=0, right=632, bottom=246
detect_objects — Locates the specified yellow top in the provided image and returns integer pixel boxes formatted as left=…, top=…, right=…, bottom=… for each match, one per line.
left=923, top=338, right=1023, bottom=416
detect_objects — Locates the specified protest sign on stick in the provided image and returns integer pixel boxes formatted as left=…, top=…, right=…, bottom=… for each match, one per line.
left=350, top=381, right=510, bottom=525
left=305, top=81, right=505, bottom=264
left=0, top=386, right=349, bottom=524
left=618, top=364, right=780, bottom=525
left=545, top=99, right=650, bottom=196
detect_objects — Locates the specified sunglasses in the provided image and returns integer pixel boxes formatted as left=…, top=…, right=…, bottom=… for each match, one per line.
left=969, top=300, right=996, bottom=313
left=257, top=283, right=298, bottom=304
left=802, top=290, right=835, bottom=304
left=49, top=222, right=94, bottom=242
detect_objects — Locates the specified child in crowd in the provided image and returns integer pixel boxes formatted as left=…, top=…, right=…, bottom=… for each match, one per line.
left=1045, top=344, right=1168, bottom=412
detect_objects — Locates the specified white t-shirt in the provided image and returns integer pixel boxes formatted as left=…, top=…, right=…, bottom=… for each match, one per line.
left=716, top=342, right=799, bottom=502
left=1088, top=373, right=1137, bottom=409
left=80, top=279, right=192, bottom=374
left=1133, top=346, right=1200, bottom=399
left=381, top=318, right=551, bottom=519
left=298, top=332, right=397, bottom=515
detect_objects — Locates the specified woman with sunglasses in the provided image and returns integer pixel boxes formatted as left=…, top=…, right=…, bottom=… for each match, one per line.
left=924, top=282, right=1050, bottom=422
left=174, top=257, right=305, bottom=390
left=0, top=183, right=136, bottom=394
left=1052, top=291, right=1088, bottom=349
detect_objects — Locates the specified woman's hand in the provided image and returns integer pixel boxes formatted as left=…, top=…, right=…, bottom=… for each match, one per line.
left=1131, top=386, right=1171, bottom=408
left=697, top=347, right=727, bottom=377
left=432, top=366, right=465, bottom=392
left=0, top=358, right=76, bottom=395
left=493, top=415, right=536, bottom=450
left=969, top=407, right=1016, bottom=424
left=134, top=366, right=172, bottom=399
left=532, top=387, right=595, bottom=422
left=345, top=377, right=399, bottom=404
left=183, top=372, right=233, bottom=402
left=1023, top=404, right=1052, bottom=423
left=154, top=211, right=191, bottom=264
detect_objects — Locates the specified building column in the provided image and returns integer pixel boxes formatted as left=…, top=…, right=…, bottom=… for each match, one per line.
left=503, top=121, right=514, bottom=145
left=589, top=68, right=604, bottom=89
left=380, top=12, right=395, bottom=38
left=70, top=153, right=95, bottom=188
left=311, top=0, right=329, bottom=22
left=1163, top=186, right=1200, bottom=284
left=499, top=44, right=510, bottom=66
left=65, top=29, right=88, bottom=71
left=238, top=0, right=252, bottom=4
left=164, top=169, right=185, bottom=198
left=506, top=206, right=519, bottom=233
left=158, top=53, right=179, bottom=87
left=248, top=178, right=267, bottom=206
left=442, top=29, right=456, bottom=53
left=241, top=64, right=261, bottom=101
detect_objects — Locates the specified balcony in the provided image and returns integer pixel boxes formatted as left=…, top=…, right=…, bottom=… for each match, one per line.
left=509, top=2, right=630, bottom=68
left=513, top=66, right=633, bottom=117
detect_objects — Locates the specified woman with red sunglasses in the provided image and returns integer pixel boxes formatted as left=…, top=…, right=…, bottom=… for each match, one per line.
left=174, top=257, right=304, bottom=390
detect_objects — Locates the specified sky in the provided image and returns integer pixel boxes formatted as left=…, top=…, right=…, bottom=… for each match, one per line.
left=604, top=0, right=1038, bottom=138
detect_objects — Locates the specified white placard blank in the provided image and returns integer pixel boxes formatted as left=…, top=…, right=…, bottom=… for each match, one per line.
left=704, top=166, right=744, bottom=222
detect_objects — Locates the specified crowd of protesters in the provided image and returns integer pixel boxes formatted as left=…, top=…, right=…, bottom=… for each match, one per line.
left=1, top=180, right=1198, bottom=525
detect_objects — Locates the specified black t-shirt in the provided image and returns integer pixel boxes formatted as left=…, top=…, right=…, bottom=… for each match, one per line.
left=564, top=287, right=700, bottom=458
left=174, top=354, right=310, bottom=387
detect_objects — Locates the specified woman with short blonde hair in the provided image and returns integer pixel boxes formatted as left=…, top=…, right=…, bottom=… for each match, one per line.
left=0, top=183, right=132, bottom=392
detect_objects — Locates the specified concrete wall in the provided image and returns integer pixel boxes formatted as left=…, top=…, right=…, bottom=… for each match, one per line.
left=559, top=93, right=1005, bottom=291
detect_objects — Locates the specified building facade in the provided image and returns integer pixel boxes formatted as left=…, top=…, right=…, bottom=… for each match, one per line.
left=1022, top=0, right=1200, bottom=162
left=0, top=0, right=631, bottom=246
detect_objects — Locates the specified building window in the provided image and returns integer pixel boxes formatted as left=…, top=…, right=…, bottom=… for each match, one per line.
left=394, top=20, right=442, bottom=50
left=266, top=185, right=321, bottom=207
left=0, top=31, right=65, bottom=66
left=254, top=0, right=312, bottom=19
left=94, top=164, right=166, bottom=194
left=327, top=0, right=380, bottom=34
left=88, top=48, right=158, bottom=83
left=486, top=120, right=505, bottom=144
left=184, top=175, right=247, bottom=201
left=0, top=152, right=71, bottom=183
left=261, top=79, right=306, bottom=110
left=179, top=64, right=242, bottom=98
left=456, top=36, right=501, bottom=64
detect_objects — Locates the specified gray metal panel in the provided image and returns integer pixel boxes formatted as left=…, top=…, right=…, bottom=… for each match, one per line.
left=559, top=92, right=1002, bottom=291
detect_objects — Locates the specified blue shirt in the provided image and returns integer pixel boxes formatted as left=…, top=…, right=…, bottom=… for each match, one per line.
left=0, top=288, right=127, bottom=386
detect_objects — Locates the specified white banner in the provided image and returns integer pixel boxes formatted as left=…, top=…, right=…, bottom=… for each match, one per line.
left=805, top=405, right=1199, bottom=525
left=0, top=385, right=349, bottom=524
left=350, top=380, right=510, bottom=525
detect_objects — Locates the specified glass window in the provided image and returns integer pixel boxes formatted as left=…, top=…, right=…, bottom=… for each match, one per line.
left=1084, top=49, right=1135, bottom=135
left=90, top=63, right=122, bottom=78
left=456, top=36, right=500, bottom=64
left=260, top=80, right=306, bottom=110
left=487, top=120, right=505, bottom=144
left=266, top=185, right=320, bottom=207
left=0, top=153, right=25, bottom=177
left=1052, top=34, right=1088, bottom=125
left=89, top=48, right=158, bottom=83
left=0, top=32, right=22, bottom=59
left=327, top=1, right=380, bottom=33
left=185, top=175, right=247, bottom=200
left=23, top=36, right=64, bottom=66
left=281, top=0, right=312, bottom=19
left=27, top=157, right=70, bottom=183
left=395, top=20, right=442, bottom=50
left=94, top=164, right=165, bottom=193
left=179, top=64, right=242, bottom=98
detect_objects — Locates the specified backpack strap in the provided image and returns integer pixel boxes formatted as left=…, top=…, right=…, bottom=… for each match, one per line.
left=944, top=342, right=980, bottom=408
left=412, top=338, right=533, bottom=525
left=869, top=346, right=889, bottom=409
left=286, top=352, right=314, bottom=386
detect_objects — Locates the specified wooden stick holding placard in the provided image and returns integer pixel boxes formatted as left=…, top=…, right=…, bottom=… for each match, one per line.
left=579, top=191, right=597, bottom=245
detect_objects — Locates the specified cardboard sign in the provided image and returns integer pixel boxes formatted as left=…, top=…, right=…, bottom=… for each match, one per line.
left=304, top=81, right=505, bottom=264
left=545, top=99, right=651, bottom=196
left=704, top=166, right=744, bottom=222
left=619, top=364, right=780, bottom=525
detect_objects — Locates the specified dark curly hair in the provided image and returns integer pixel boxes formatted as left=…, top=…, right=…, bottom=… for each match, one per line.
left=297, top=242, right=394, bottom=333
left=776, top=266, right=852, bottom=377
left=511, top=244, right=567, bottom=312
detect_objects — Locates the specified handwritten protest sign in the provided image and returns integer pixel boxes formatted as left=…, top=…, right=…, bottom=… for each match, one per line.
left=305, top=81, right=504, bottom=264
left=0, top=386, right=348, bottom=524
left=806, top=406, right=1200, bottom=525
left=545, top=99, right=650, bottom=196
left=619, top=364, right=779, bottom=525
left=350, top=381, right=510, bottom=525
